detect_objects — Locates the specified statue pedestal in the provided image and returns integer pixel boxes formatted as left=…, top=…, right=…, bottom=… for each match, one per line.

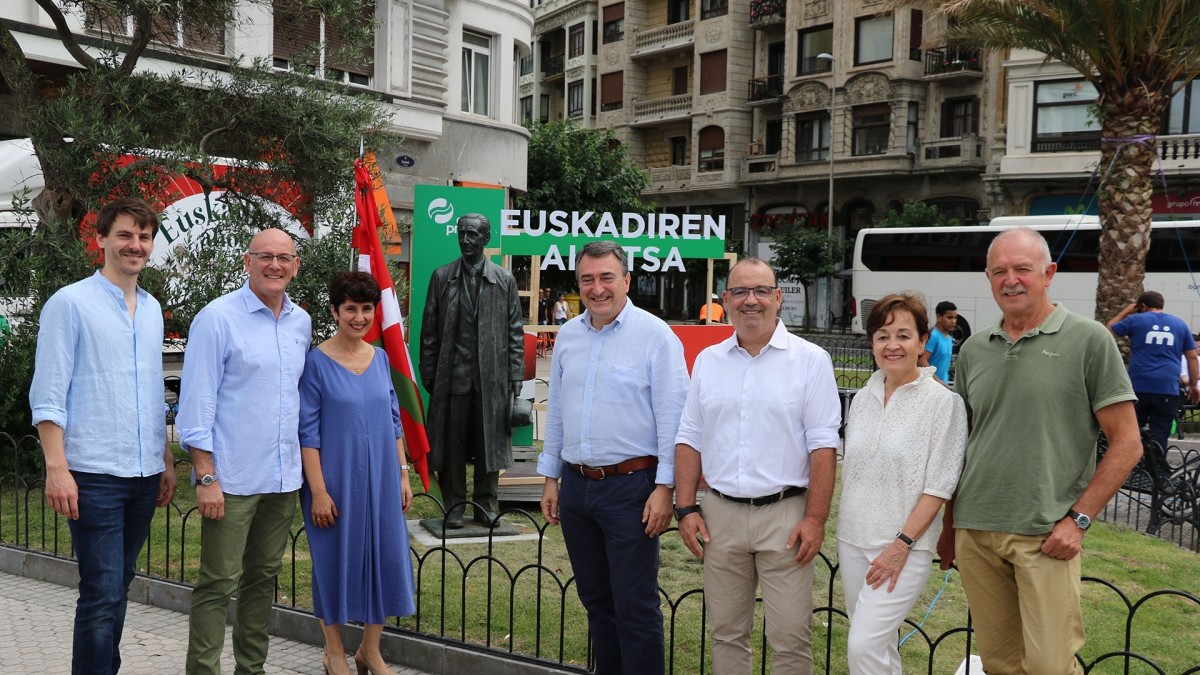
left=419, top=517, right=519, bottom=539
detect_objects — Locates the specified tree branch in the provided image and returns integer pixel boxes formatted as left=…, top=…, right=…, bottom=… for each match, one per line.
left=31, top=0, right=98, bottom=69
left=119, top=7, right=155, bottom=75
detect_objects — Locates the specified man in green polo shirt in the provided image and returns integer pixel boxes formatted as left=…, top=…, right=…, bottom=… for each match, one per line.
left=937, top=227, right=1141, bottom=675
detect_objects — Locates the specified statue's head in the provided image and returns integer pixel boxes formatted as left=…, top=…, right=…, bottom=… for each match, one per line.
left=457, top=213, right=490, bottom=264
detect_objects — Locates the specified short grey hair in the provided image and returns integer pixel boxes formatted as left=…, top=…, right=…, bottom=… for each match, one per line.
left=576, top=240, right=629, bottom=276
left=457, top=213, right=491, bottom=237
left=987, top=227, right=1052, bottom=269
left=728, top=256, right=778, bottom=285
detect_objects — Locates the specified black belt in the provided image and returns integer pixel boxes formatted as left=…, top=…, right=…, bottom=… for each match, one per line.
left=711, top=486, right=806, bottom=506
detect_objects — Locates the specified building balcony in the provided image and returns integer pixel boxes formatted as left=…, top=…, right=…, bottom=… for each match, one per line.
left=742, top=153, right=780, bottom=180
left=632, top=21, right=695, bottom=58
left=917, top=136, right=986, bottom=170
left=630, top=93, right=692, bottom=126
left=1158, top=133, right=1200, bottom=165
left=747, top=75, right=784, bottom=103
left=749, top=0, right=785, bottom=28
left=648, top=164, right=737, bottom=191
left=649, top=165, right=693, bottom=190
left=924, top=46, right=983, bottom=81
left=542, top=54, right=565, bottom=81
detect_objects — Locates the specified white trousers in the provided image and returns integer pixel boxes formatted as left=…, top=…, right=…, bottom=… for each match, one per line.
left=838, top=541, right=934, bottom=675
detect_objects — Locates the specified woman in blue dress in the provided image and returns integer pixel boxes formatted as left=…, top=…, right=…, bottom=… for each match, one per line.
left=299, top=271, right=416, bottom=675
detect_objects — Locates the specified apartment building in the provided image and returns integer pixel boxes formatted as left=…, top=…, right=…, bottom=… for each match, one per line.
left=1, top=0, right=535, bottom=259
left=991, top=49, right=1200, bottom=220
left=527, top=0, right=1003, bottom=325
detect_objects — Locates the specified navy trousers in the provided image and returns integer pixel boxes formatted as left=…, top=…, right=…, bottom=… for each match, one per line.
left=558, top=466, right=664, bottom=675
left=1135, top=391, right=1180, bottom=456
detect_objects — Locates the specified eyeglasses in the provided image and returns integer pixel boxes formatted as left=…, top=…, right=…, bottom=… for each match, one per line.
left=726, top=286, right=777, bottom=300
left=246, top=252, right=298, bottom=264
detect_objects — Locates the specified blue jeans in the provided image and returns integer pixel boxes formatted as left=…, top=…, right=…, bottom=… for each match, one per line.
left=67, top=471, right=161, bottom=675
left=558, top=466, right=664, bottom=675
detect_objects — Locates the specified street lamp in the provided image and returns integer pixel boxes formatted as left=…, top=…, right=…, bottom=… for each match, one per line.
left=817, top=51, right=836, bottom=330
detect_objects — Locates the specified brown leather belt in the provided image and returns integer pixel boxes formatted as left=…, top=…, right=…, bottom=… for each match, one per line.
left=711, top=486, right=806, bottom=506
left=567, top=456, right=658, bottom=480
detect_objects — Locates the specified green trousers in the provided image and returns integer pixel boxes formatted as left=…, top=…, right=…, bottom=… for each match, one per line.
left=185, top=491, right=296, bottom=675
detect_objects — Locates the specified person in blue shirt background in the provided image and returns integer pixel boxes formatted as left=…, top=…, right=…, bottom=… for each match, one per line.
left=1107, top=290, right=1200, bottom=453
left=919, top=300, right=958, bottom=385
left=30, top=197, right=177, bottom=674
left=178, top=228, right=312, bottom=674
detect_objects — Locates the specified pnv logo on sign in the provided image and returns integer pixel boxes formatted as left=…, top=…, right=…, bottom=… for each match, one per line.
left=427, top=197, right=455, bottom=227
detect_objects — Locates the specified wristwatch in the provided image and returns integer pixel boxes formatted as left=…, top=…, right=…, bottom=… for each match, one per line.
left=895, top=531, right=915, bottom=549
left=674, top=504, right=702, bottom=521
left=1067, top=508, right=1091, bottom=531
left=197, top=474, right=216, bottom=487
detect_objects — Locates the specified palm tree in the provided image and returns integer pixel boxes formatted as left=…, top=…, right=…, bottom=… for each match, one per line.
left=902, top=0, right=1200, bottom=322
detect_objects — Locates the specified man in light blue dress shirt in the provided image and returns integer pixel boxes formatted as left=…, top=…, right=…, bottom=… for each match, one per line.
left=538, top=241, right=689, bottom=675
left=30, top=197, right=178, bottom=675
left=179, top=228, right=311, bottom=674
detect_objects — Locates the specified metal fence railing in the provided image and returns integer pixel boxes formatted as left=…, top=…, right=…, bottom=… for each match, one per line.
left=3, top=429, right=1199, bottom=674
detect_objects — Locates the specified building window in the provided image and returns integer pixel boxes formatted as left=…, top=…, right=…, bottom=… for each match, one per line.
left=698, top=126, right=725, bottom=172
left=673, top=66, right=689, bottom=96
left=670, top=136, right=688, bottom=165
left=568, top=81, right=584, bottom=117
left=699, top=50, right=727, bottom=95
left=569, top=24, right=585, bottom=58
left=906, top=102, right=919, bottom=153
left=271, top=1, right=373, bottom=85
left=909, top=9, right=923, bottom=61
left=462, top=30, right=491, bottom=115
left=855, top=14, right=894, bottom=65
left=601, top=71, right=624, bottom=111
left=540, top=94, right=550, bottom=123
left=795, top=112, right=830, bottom=162
left=701, top=0, right=728, bottom=20
left=1165, top=79, right=1200, bottom=134
left=1033, top=79, right=1100, bottom=152
left=765, top=118, right=783, bottom=155
left=520, top=96, right=533, bottom=124
left=941, top=97, right=979, bottom=137
left=852, top=103, right=890, bottom=155
left=669, top=0, right=690, bottom=24
left=602, top=3, right=624, bottom=44
left=798, top=25, right=832, bottom=75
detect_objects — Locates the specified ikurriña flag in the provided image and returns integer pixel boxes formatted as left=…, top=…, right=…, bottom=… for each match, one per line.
left=352, top=155, right=432, bottom=490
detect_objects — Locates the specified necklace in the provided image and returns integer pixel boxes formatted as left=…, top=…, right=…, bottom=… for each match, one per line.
left=329, top=338, right=372, bottom=374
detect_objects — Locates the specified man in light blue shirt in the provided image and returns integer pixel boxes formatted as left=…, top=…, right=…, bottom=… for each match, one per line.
left=179, top=228, right=311, bottom=674
left=30, top=197, right=177, bottom=675
left=538, top=241, right=689, bottom=675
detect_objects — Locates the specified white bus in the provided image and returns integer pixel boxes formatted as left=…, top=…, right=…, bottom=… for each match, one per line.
left=850, top=216, right=1200, bottom=345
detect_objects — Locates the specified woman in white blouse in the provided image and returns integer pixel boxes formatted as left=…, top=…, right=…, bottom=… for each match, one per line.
left=836, top=293, right=968, bottom=674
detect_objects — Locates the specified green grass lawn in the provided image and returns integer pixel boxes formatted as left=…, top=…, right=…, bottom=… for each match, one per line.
left=3, top=462, right=1199, bottom=673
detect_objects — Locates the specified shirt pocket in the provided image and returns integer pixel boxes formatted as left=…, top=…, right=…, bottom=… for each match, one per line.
left=601, top=364, right=642, bottom=405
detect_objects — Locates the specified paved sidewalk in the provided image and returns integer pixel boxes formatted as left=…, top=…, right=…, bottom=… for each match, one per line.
left=0, top=572, right=431, bottom=674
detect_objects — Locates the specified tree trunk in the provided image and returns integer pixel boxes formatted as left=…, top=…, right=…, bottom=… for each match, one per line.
left=1094, top=96, right=1164, bottom=325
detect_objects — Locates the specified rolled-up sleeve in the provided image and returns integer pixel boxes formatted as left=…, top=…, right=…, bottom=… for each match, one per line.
left=802, top=349, right=842, bottom=452
left=673, top=352, right=706, bottom=451
left=29, top=293, right=76, bottom=429
left=537, top=347, right=565, bottom=479
left=650, top=332, right=689, bottom=485
left=177, top=308, right=225, bottom=452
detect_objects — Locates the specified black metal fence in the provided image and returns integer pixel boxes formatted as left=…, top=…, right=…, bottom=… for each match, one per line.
left=3, top=432, right=1200, bottom=674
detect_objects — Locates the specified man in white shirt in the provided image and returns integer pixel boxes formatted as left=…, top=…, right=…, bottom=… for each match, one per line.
left=674, top=257, right=841, bottom=674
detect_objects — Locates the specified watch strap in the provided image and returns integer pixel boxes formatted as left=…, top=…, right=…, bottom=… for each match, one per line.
left=895, top=531, right=915, bottom=548
left=674, top=504, right=702, bottom=521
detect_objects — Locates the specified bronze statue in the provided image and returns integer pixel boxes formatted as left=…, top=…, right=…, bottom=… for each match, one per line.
left=420, top=214, right=524, bottom=528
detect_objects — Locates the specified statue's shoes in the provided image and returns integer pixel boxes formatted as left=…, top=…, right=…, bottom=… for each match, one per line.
left=443, top=513, right=464, bottom=529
